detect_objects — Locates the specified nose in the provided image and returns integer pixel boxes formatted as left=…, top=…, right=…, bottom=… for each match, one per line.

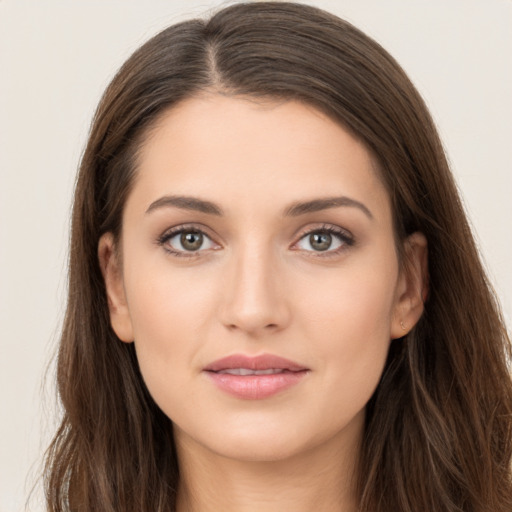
left=218, top=242, right=291, bottom=337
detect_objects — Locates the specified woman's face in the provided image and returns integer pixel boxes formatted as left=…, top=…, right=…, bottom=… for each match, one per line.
left=100, top=94, right=425, bottom=463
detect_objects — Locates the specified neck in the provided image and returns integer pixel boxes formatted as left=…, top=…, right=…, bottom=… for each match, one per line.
left=174, top=425, right=361, bottom=512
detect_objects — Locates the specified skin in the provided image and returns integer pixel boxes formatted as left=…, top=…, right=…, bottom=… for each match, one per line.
left=99, top=94, right=427, bottom=512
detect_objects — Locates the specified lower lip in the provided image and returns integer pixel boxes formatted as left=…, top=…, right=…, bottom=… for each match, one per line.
left=204, top=370, right=308, bottom=400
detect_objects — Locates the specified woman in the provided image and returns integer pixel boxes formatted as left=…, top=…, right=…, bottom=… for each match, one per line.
left=44, top=2, right=512, bottom=511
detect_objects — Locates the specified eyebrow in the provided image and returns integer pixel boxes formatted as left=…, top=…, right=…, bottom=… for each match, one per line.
left=146, top=195, right=223, bottom=216
left=145, top=194, right=373, bottom=220
left=283, top=196, right=373, bottom=219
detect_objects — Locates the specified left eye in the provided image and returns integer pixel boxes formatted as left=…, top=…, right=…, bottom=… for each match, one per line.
left=295, top=228, right=351, bottom=253
left=162, top=229, right=217, bottom=254
left=158, top=225, right=353, bottom=258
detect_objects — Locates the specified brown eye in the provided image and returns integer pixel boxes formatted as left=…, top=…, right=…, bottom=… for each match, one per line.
left=180, top=231, right=203, bottom=251
left=309, top=232, right=332, bottom=251
left=159, top=227, right=217, bottom=256
left=294, top=226, right=354, bottom=256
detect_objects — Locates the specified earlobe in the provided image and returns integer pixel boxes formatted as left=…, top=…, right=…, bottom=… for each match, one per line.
left=98, top=233, right=134, bottom=343
left=391, top=232, right=429, bottom=339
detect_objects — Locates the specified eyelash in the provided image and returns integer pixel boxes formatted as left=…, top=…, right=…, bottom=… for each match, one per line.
left=294, top=224, right=355, bottom=258
left=156, top=223, right=354, bottom=259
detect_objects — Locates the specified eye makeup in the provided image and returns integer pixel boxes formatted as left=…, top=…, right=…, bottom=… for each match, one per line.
left=156, top=222, right=355, bottom=260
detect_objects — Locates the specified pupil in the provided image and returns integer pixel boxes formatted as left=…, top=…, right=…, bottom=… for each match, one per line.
left=181, top=231, right=203, bottom=251
left=310, top=232, right=331, bottom=251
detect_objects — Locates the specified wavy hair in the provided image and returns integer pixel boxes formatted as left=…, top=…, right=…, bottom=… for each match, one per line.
left=44, top=2, right=512, bottom=511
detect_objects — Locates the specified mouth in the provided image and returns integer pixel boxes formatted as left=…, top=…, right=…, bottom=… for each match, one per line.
left=216, top=368, right=292, bottom=375
left=203, top=353, right=309, bottom=400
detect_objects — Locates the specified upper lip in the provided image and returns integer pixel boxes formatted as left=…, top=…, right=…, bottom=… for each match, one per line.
left=203, top=353, right=308, bottom=372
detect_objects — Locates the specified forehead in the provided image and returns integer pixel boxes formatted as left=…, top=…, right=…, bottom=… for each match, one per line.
left=129, top=94, right=391, bottom=222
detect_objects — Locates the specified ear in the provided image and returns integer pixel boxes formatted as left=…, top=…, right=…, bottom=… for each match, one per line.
left=98, top=233, right=134, bottom=343
left=390, top=232, right=429, bottom=339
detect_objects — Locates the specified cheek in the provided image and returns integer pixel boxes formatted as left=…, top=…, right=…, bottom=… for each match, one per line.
left=126, top=252, right=216, bottom=338
left=300, top=256, right=398, bottom=342
left=123, top=261, right=218, bottom=401
left=297, top=258, right=398, bottom=412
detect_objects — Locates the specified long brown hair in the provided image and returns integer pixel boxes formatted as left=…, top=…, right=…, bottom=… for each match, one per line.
left=44, top=2, right=512, bottom=510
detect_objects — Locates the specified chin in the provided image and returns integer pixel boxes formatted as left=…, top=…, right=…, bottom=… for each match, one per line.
left=178, top=411, right=356, bottom=465
left=207, top=433, right=309, bottom=463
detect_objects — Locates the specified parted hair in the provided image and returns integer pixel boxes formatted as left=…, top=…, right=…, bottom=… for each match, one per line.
left=44, top=2, right=512, bottom=511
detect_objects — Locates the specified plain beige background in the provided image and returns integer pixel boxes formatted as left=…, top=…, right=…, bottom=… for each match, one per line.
left=1, top=1, right=511, bottom=510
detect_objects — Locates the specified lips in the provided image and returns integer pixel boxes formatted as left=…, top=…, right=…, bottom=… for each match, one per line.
left=217, top=368, right=287, bottom=375
left=203, top=354, right=309, bottom=400
left=203, top=354, right=307, bottom=372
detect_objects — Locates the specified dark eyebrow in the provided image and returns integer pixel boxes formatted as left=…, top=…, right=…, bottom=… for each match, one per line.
left=283, top=196, right=373, bottom=219
left=145, top=194, right=373, bottom=220
left=146, top=195, right=224, bottom=216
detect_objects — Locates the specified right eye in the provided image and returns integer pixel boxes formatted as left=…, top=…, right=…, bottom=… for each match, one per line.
left=158, top=226, right=218, bottom=257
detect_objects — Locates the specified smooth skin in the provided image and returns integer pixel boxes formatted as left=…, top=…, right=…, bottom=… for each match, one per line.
left=99, top=94, right=427, bottom=512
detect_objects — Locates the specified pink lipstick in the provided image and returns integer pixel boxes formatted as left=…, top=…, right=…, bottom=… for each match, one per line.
left=203, top=354, right=309, bottom=400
